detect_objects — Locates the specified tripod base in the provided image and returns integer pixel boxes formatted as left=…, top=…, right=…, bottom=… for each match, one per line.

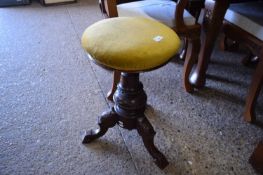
left=83, top=73, right=168, bottom=169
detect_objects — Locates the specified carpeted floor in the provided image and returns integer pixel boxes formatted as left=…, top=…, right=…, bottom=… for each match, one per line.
left=0, top=1, right=262, bottom=174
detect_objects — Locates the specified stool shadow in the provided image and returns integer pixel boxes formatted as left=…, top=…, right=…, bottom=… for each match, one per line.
left=143, top=105, right=180, bottom=173
left=144, top=108, right=188, bottom=174
left=82, top=137, right=127, bottom=155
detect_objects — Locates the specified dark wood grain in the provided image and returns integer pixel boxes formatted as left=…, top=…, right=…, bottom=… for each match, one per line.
left=83, top=73, right=168, bottom=169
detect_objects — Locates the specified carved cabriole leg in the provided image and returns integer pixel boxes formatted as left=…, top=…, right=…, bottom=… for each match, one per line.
left=244, top=55, right=263, bottom=122
left=221, top=21, right=263, bottom=122
left=179, top=38, right=188, bottom=60
left=107, top=70, right=121, bottom=101
left=190, top=0, right=230, bottom=88
left=183, top=36, right=201, bottom=93
left=137, top=117, right=169, bottom=169
left=82, top=108, right=118, bottom=143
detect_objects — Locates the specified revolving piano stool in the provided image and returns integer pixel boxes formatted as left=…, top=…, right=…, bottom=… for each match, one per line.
left=81, top=17, right=180, bottom=169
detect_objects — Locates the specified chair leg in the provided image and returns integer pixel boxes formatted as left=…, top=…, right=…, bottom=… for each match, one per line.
left=242, top=53, right=258, bottom=66
left=220, top=35, right=240, bottom=52
left=220, top=35, right=228, bottom=51
left=179, top=38, right=188, bottom=61
left=244, top=57, right=263, bottom=122
left=249, top=141, right=263, bottom=174
left=107, top=70, right=121, bottom=101
left=183, top=37, right=201, bottom=93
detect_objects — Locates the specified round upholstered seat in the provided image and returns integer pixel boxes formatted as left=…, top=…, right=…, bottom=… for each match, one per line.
left=81, top=17, right=180, bottom=72
left=81, top=17, right=180, bottom=169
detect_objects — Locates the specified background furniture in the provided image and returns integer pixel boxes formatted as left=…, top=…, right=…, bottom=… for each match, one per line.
left=188, top=0, right=262, bottom=89
left=0, top=0, right=30, bottom=7
left=81, top=17, right=181, bottom=169
left=176, top=0, right=205, bottom=60
left=221, top=1, right=263, bottom=122
left=189, top=0, right=230, bottom=89
left=99, top=0, right=202, bottom=101
left=39, top=0, right=76, bottom=6
left=181, top=0, right=205, bottom=22
left=185, top=0, right=263, bottom=122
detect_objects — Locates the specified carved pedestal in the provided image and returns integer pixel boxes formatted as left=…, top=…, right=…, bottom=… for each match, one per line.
left=82, top=73, right=168, bottom=169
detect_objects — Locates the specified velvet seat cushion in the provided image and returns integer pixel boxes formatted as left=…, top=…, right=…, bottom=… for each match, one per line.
left=117, top=0, right=196, bottom=28
left=224, top=2, right=263, bottom=41
left=81, top=17, right=180, bottom=72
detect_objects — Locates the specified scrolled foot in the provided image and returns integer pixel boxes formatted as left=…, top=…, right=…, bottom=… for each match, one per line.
left=82, top=108, right=118, bottom=144
left=82, top=129, right=101, bottom=144
left=155, top=155, right=169, bottom=170
left=137, top=117, right=169, bottom=169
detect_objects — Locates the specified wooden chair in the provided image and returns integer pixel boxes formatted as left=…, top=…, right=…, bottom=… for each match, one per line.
left=99, top=0, right=202, bottom=100
left=182, top=0, right=204, bottom=22
left=221, top=1, right=263, bottom=122
left=177, top=0, right=204, bottom=60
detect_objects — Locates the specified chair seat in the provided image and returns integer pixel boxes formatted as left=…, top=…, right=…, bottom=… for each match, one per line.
left=81, top=17, right=180, bottom=72
left=117, top=0, right=196, bottom=27
left=225, top=2, right=263, bottom=41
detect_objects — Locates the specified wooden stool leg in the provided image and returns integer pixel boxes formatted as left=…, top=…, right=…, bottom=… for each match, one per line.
left=107, top=70, right=121, bottom=101
left=137, top=117, right=169, bottom=169
left=244, top=57, right=263, bottom=122
left=82, top=108, right=118, bottom=143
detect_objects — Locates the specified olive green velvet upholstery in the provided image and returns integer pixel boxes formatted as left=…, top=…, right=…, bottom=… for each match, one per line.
left=81, top=17, right=181, bottom=72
